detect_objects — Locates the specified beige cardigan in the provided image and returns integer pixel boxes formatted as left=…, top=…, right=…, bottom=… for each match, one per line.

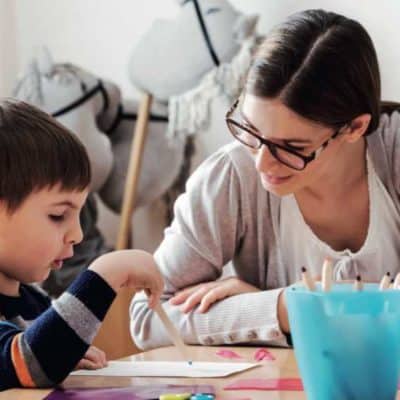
left=131, top=111, right=400, bottom=350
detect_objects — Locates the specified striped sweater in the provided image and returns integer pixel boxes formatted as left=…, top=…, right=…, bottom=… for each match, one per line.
left=0, top=269, right=116, bottom=391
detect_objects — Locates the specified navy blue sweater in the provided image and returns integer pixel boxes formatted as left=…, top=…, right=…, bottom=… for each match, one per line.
left=0, top=270, right=115, bottom=391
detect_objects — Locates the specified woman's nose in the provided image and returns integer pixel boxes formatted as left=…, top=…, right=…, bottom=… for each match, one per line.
left=254, top=144, right=279, bottom=172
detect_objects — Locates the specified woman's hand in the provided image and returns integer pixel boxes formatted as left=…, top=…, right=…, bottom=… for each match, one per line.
left=169, top=277, right=260, bottom=313
left=75, top=345, right=107, bottom=370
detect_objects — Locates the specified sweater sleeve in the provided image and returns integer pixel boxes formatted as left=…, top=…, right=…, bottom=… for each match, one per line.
left=377, top=111, right=400, bottom=195
left=387, top=111, right=400, bottom=195
left=130, top=147, right=287, bottom=350
left=0, top=269, right=115, bottom=391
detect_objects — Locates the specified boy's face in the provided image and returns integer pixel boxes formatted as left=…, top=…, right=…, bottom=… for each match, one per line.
left=0, top=185, right=88, bottom=291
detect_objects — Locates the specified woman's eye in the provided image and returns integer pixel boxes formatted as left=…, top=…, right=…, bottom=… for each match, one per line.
left=49, top=214, right=65, bottom=222
left=286, top=144, right=306, bottom=152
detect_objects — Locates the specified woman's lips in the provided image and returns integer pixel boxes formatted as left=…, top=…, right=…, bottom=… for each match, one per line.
left=262, top=174, right=292, bottom=185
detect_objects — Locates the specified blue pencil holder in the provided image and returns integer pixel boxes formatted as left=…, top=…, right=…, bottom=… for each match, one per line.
left=286, top=283, right=400, bottom=400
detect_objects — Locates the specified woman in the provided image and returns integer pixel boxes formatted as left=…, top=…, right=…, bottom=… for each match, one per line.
left=131, top=9, right=400, bottom=349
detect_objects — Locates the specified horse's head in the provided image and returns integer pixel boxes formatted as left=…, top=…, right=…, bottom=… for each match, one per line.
left=14, top=48, right=122, bottom=129
left=128, top=0, right=258, bottom=101
left=13, top=48, right=122, bottom=192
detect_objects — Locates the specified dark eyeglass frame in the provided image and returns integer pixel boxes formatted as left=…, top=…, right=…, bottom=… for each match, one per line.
left=225, top=99, right=345, bottom=171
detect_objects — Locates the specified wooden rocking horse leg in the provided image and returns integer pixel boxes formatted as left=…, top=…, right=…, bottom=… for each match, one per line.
left=93, top=93, right=153, bottom=359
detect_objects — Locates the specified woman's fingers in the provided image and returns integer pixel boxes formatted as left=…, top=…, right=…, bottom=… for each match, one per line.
left=169, top=288, right=195, bottom=305
left=197, top=285, right=230, bottom=313
left=170, top=282, right=214, bottom=305
left=180, top=285, right=215, bottom=313
left=170, top=278, right=260, bottom=313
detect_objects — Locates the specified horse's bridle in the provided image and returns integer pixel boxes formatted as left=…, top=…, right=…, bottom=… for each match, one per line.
left=51, top=79, right=109, bottom=118
left=50, top=76, right=167, bottom=133
left=184, top=0, right=220, bottom=67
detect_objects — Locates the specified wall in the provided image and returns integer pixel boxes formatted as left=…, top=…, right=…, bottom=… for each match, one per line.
left=6, top=0, right=399, bottom=100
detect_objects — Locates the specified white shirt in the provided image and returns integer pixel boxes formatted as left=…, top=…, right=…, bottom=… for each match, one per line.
left=280, top=153, right=400, bottom=283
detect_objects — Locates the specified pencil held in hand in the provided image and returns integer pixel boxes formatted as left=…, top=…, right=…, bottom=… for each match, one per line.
left=154, top=302, right=192, bottom=364
left=301, top=267, right=316, bottom=291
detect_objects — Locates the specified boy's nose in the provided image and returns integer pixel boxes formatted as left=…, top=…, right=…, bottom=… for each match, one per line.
left=66, top=220, right=84, bottom=245
left=254, top=144, right=279, bottom=173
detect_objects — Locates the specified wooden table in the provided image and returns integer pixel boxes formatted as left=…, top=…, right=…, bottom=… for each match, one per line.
left=3, top=346, right=400, bottom=399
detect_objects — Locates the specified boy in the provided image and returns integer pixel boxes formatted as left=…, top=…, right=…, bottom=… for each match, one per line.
left=0, top=100, right=164, bottom=391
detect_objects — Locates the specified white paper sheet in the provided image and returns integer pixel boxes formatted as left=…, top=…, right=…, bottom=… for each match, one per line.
left=71, top=360, right=258, bottom=378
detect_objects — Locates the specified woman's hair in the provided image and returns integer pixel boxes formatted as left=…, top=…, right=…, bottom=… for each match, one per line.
left=245, top=9, right=381, bottom=135
left=0, top=99, right=91, bottom=212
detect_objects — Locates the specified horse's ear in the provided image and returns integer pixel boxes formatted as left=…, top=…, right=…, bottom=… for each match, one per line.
left=233, top=14, right=259, bottom=41
left=12, top=58, right=42, bottom=102
left=36, top=46, right=55, bottom=75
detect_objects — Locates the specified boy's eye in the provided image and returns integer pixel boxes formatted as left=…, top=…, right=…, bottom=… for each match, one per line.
left=49, top=214, right=65, bottom=222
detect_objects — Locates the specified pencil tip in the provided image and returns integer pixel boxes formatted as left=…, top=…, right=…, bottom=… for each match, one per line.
left=390, top=278, right=395, bottom=283
left=387, top=272, right=391, bottom=276
left=301, top=266, right=306, bottom=273
left=356, top=275, right=361, bottom=281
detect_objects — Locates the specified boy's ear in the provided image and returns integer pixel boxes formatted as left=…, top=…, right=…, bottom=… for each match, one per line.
left=344, top=114, right=371, bottom=143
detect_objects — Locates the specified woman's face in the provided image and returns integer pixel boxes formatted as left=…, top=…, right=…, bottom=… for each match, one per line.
left=241, top=95, right=349, bottom=197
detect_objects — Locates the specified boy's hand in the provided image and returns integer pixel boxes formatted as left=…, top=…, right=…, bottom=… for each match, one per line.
left=75, top=346, right=107, bottom=370
left=170, top=277, right=260, bottom=313
left=89, top=250, right=164, bottom=308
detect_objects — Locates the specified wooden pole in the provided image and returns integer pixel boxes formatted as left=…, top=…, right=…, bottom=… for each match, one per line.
left=93, top=93, right=153, bottom=359
left=116, top=92, right=153, bottom=250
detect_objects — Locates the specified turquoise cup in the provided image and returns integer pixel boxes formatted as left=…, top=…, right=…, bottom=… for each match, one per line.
left=286, top=283, right=400, bottom=400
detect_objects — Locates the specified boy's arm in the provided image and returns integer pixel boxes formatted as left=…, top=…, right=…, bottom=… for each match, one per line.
left=0, top=269, right=115, bottom=391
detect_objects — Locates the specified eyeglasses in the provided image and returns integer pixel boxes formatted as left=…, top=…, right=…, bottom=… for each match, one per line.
left=225, top=99, right=344, bottom=171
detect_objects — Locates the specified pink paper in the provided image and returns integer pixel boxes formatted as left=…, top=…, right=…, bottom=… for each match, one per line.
left=215, top=349, right=243, bottom=359
left=217, top=398, right=252, bottom=400
left=253, top=348, right=275, bottom=361
left=224, top=378, right=303, bottom=391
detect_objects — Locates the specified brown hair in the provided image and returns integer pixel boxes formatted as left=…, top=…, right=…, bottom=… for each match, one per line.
left=0, top=99, right=91, bottom=212
left=245, top=9, right=381, bottom=135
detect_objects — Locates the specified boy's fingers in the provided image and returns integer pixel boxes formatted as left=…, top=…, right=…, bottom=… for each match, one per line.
left=91, top=346, right=107, bottom=366
left=83, top=346, right=107, bottom=367
left=76, top=358, right=103, bottom=370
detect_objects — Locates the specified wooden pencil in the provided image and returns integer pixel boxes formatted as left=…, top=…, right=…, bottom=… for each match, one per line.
left=393, top=273, right=400, bottom=289
left=154, top=303, right=192, bottom=363
left=379, top=272, right=391, bottom=290
left=321, top=257, right=333, bottom=292
left=301, top=266, right=316, bottom=291
left=353, top=275, right=363, bottom=291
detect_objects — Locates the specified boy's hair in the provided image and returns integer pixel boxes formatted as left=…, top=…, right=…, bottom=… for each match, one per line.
left=0, top=99, right=91, bottom=212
